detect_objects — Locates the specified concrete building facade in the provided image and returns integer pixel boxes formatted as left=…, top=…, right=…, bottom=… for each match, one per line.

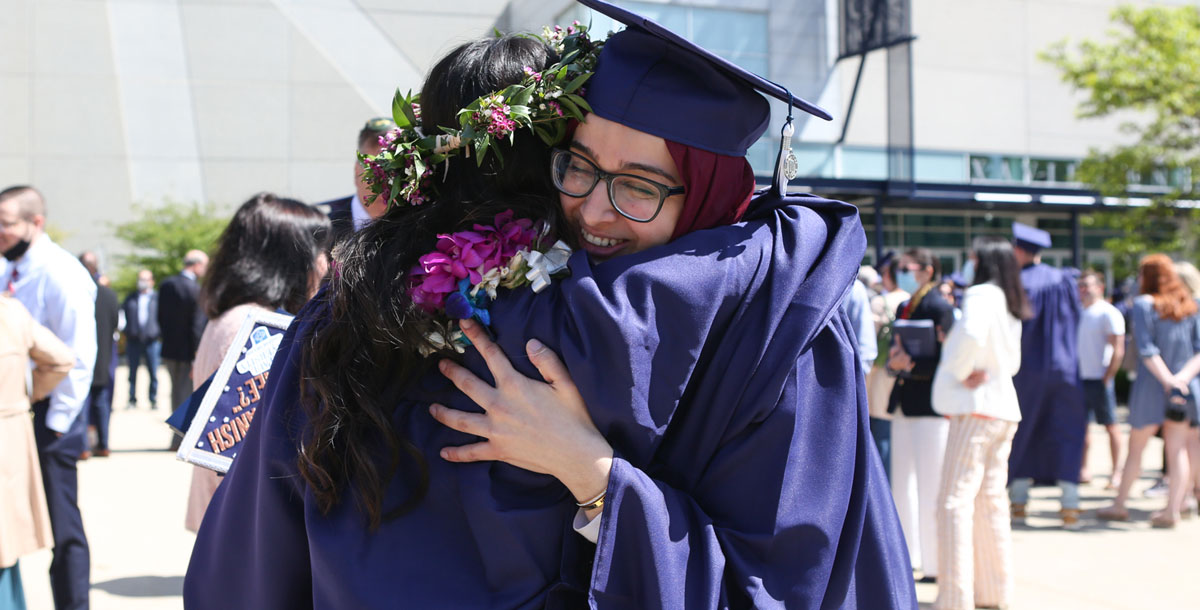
left=2, top=0, right=1191, bottom=277
left=0, top=0, right=509, bottom=259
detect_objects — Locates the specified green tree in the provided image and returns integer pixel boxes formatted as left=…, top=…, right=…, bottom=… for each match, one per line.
left=1042, top=4, right=1200, bottom=279
left=111, top=202, right=229, bottom=297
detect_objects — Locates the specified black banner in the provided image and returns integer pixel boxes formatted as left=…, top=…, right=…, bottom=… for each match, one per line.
left=839, top=0, right=912, bottom=59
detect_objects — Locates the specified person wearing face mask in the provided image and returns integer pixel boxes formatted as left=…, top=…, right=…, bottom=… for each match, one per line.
left=121, top=269, right=161, bottom=410
left=0, top=185, right=97, bottom=610
left=886, top=247, right=956, bottom=584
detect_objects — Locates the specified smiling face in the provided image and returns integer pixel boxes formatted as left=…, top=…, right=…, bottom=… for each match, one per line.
left=558, top=114, right=684, bottom=260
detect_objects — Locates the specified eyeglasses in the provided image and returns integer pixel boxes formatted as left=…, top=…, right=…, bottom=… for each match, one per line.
left=550, top=148, right=685, bottom=223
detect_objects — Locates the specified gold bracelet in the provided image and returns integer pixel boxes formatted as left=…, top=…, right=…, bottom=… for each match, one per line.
left=576, top=489, right=606, bottom=511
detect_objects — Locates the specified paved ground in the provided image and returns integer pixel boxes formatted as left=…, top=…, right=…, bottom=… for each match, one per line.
left=19, top=366, right=1200, bottom=608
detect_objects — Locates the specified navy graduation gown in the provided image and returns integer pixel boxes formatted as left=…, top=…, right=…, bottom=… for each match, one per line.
left=184, top=193, right=915, bottom=609
left=1009, top=262, right=1087, bottom=483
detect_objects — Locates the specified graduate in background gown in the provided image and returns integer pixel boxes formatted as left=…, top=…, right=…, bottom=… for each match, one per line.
left=1006, top=222, right=1088, bottom=528
left=185, top=3, right=915, bottom=608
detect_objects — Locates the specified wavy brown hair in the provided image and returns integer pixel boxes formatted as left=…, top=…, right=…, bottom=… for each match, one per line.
left=1139, top=253, right=1198, bottom=322
left=296, top=35, right=564, bottom=530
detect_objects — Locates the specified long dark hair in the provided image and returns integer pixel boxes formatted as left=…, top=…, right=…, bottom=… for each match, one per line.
left=971, top=236, right=1032, bottom=320
left=201, top=192, right=331, bottom=318
left=298, top=35, right=563, bottom=529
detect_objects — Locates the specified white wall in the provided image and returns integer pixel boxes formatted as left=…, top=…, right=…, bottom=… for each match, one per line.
left=0, top=0, right=509, bottom=257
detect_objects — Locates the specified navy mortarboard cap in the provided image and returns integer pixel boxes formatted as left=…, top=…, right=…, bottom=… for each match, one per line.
left=1012, top=222, right=1051, bottom=253
left=579, top=0, right=832, bottom=158
left=876, top=250, right=896, bottom=271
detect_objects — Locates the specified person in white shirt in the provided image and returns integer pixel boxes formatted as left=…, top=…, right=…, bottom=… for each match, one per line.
left=1076, top=270, right=1126, bottom=489
left=0, top=185, right=97, bottom=609
left=930, top=236, right=1031, bottom=610
left=841, top=273, right=878, bottom=373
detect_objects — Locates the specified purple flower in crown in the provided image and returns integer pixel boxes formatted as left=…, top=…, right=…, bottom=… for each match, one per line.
left=523, top=66, right=542, bottom=82
left=377, top=128, right=401, bottom=148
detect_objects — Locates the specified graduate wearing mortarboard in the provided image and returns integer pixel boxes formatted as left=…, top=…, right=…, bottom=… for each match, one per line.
left=1006, top=222, right=1087, bottom=528
left=185, top=1, right=916, bottom=608
left=430, top=1, right=914, bottom=607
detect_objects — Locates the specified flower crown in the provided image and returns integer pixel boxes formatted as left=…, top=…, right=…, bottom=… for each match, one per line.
left=360, top=22, right=602, bottom=210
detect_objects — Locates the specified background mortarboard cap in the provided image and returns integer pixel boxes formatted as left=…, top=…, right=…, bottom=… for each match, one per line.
left=1012, top=221, right=1051, bottom=252
left=876, top=250, right=896, bottom=271
left=579, top=0, right=832, bottom=157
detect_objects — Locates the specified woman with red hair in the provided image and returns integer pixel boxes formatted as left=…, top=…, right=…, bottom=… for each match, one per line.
left=1099, top=254, right=1200, bottom=527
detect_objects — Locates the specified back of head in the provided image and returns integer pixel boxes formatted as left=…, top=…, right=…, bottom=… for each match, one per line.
left=1139, top=253, right=1198, bottom=321
left=1175, top=261, right=1200, bottom=300
left=202, top=192, right=330, bottom=318
left=302, top=33, right=563, bottom=529
left=971, top=236, right=1031, bottom=320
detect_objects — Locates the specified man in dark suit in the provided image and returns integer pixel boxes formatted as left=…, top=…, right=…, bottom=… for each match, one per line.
left=158, top=250, right=207, bottom=413
left=122, top=268, right=161, bottom=409
left=319, top=117, right=396, bottom=243
left=79, top=251, right=120, bottom=458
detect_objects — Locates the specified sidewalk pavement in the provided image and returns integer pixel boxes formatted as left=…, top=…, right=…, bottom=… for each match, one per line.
left=18, top=366, right=1200, bottom=608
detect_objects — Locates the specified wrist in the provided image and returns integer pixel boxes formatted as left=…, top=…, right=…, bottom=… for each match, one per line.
left=564, top=443, right=614, bottom=505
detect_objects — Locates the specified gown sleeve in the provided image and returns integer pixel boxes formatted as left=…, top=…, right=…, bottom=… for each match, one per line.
left=485, top=197, right=898, bottom=607
left=586, top=313, right=875, bottom=608
left=183, top=312, right=314, bottom=610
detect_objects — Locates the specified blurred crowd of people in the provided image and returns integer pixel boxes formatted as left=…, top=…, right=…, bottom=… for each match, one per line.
left=4, top=107, right=1200, bottom=610
left=0, top=114, right=389, bottom=609
left=843, top=222, right=1200, bottom=610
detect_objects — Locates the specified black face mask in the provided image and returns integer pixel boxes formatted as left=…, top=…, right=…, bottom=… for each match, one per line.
left=2, top=238, right=30, bottom=262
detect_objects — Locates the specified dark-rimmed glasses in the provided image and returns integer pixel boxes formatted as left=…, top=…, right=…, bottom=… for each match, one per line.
left=550, top=148, right=685, bottom=223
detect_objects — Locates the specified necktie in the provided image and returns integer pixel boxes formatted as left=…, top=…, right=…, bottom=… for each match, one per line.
left=5, top=267, right=16, bottom=294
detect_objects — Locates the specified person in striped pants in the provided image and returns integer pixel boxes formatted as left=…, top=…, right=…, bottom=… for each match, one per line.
left=930, top=237, right=1031, bottom=610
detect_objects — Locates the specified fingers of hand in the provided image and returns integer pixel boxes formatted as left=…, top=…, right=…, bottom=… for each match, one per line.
left=461, top=320, right=518, bottom=382
left=429, top=403, right=491, bottom=437
left=527, top=338, right=572, bottom=387
left=439, top=359, right=496, bottom=407
left=439, top=441, right=496, bottom=463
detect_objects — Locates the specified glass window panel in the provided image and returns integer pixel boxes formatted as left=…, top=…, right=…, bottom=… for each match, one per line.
left=904, top=214, right=964, bottom=228
left=842, top=148, right=888, bottom=180
left=689, top=6, right=769, bottom=55
left=914, top=152, right=967, bottom=183
left=791, top=143, right=836, bottom=178
left=969, top=215, right=1014, bottom=229
left=939, top=256, right=958, bottom=275
left=901, top=230, right=966, bottom=247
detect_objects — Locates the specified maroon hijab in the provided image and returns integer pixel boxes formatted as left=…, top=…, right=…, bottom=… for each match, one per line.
left=665, top=140, right=756, bottom=241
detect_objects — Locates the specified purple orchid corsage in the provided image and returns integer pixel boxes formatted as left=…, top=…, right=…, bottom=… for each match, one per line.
left=409, top=210, right=571, bottom=355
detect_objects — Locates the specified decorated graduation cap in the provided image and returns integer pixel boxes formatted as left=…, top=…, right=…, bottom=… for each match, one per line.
left=579, top=0, right=831, bottom=159
left=1012, top=221, right=1052, bottom=253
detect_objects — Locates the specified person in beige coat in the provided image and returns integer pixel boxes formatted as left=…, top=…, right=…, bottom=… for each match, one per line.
left=0, top=294, right=75, bottom=607
left=183, top=193, right=331, bottom=532
left=930, top=237, right=1031, bottom=610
